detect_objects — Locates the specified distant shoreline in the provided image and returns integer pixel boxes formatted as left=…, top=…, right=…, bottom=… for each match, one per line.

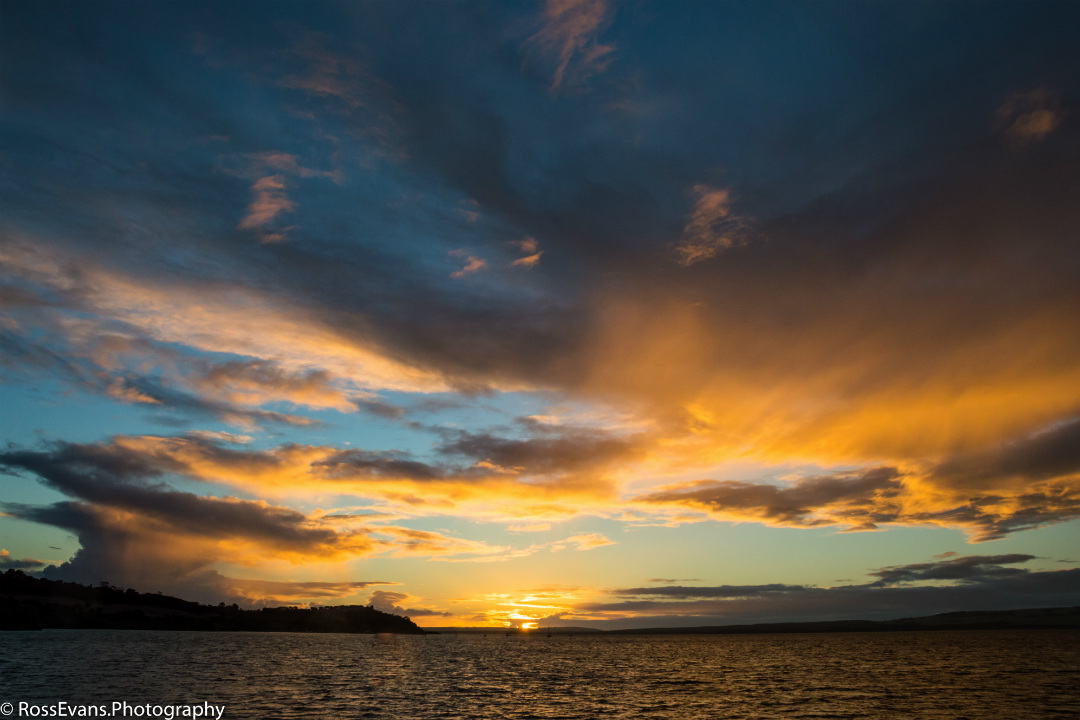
left=427, top=606, right=1080, bottom=636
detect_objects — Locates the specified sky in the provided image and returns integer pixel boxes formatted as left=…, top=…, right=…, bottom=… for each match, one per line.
left=1, top=0, right=1079, bottom=629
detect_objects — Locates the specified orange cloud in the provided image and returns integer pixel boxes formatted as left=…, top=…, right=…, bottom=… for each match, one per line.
left=218, top=578, right=399, bottom=607
left=996, top=88, right=1064, bottom=143
left=511, top=237, right=539, bottom=255
left=509, top=237, right=543, bottom=267
left=675, top=185, right=751, bottom=265
left=548, top=532, right=615, bottom=551
left=528, top=0, right=615, bottom=93
left=238, top=175, right=294, bottom=230
left=451, top=255, right=488, bottom=278
left=511, top=252, right=543, bottom=268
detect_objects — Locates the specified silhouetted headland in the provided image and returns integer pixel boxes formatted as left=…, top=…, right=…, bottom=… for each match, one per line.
left=0, top=570, right=424, bottom=633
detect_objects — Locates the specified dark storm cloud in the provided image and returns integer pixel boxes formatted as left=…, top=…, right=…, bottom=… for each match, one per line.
left=637, top=468, right=902, bottom=526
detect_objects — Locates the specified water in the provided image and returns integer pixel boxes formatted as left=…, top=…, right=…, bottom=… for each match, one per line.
left=1, top=630, right=1077, bottom=719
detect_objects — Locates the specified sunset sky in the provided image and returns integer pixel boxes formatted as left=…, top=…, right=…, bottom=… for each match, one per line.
left=2, top=0, right=1079, bottom=629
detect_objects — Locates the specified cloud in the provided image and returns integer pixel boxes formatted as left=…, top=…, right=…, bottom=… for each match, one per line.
left=0, top=430, right=622, bottom=525
left=232, top=150, right=344, bottom=241
left=1, top=499, right=371, bottom=604
left=277, top=35, right=371, bottom=109
left=223, top=578, right=396, bottom=606
left=439, top=426, right=643, bottom=477
left=995, top=88, right=1064, bottom=143
left=0, top=449, right=375, bottom=561
left=511, top=238, right=539, bottom=255
left=527, top=0, right=615, bottom=93
left=645, top=578, right=701, bottom=584
left=637, top=468, right=902, bottom=529
left=0, top=241, right=447, bottom=405
left=183, top=430, right=252, bottom=445
left=0, top=439, right=523, bottom=600
left=367, top=588, right=453, bottom=618
left=612, top=584, right=807, bottom=598
left=0, top=548, right=47, bottom=571
left=548, top=532, right=614, bottom=551
left=3, top=1, right=1080, bottom=614
left=932, top=416, right=1080, bottom=490
left=238, top=175, right=294, bottom=230
left=674, top=186, right=752, bottom=265
left=0, top=440, right=507, bottom=572
left=187, top=359, right=359, bottom=412
left=250, top=152, right=342, bottom=182
left=374, top=526, right=508, bottom=558
left=565, top=556, right=1080, bottom=628
left=511, top=252, right=543, bottom=268
left=104, top=378, right=161, bottom=405
left=450, top=255, right=488, bottom=279
left=315, top=449, right=447, bottom=482
left=868, top=554, right=1036, bottom=586
left=507, top=522, right=552, bottom=533
left=635, top=443, right=1080, bottom=542
left=509, top=237, right=543, bottom=267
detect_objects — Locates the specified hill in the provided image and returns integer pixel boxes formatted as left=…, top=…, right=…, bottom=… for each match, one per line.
left=0, top=570, right=424, bottom=634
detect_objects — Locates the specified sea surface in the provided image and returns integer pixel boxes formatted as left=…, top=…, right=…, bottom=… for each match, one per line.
left=1, top=629, right=1078, bottom=719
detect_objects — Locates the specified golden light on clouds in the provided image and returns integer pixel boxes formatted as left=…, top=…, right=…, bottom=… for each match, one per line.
left=3, top=1, right=1079, bottom=626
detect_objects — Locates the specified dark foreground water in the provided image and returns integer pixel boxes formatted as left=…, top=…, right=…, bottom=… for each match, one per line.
left=1, top=630, right=1078, bottom=719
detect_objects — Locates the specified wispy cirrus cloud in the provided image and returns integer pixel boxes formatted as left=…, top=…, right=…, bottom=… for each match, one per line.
left=674, top=186, right=753, bottom=266
left=0, top=240, right=447, bottom=411
left=527, top=0, right=615, bottom=93
left=234, top=152, right=343, bottom=241
left=237, top=175, right=294, bottom=232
